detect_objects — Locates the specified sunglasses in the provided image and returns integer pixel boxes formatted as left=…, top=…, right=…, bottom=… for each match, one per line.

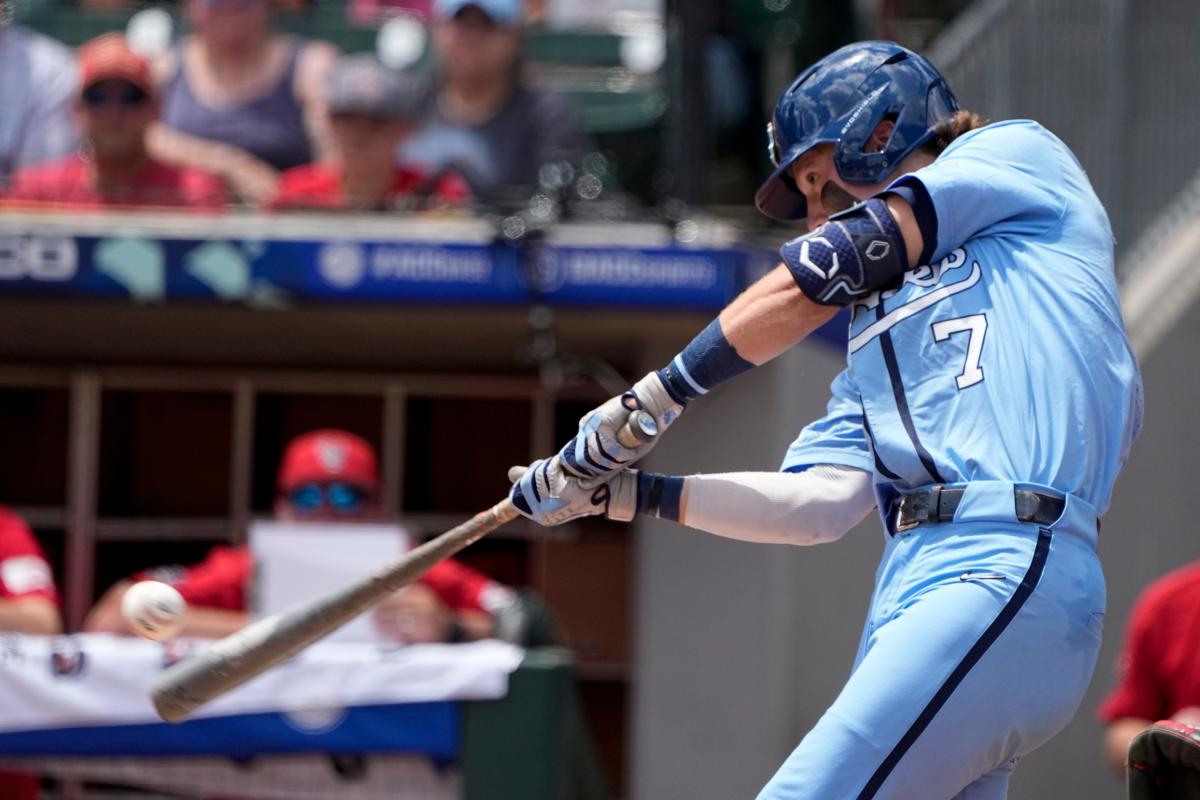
left=81, top=83, right=149, bottom=109
left=286, top=482, right=372, bottom=515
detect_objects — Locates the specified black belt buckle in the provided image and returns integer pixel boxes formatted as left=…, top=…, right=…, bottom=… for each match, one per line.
left=1015, top=489, right=1065, bottom=526
left=895, top=485, right=942, bottom=533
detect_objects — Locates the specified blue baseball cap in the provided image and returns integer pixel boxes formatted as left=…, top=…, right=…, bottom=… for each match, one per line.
left=433, top=0, right=520, bottom=25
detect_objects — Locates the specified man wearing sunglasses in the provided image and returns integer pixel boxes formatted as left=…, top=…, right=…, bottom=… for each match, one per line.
left=5, top=33, right=228, bottom=209
left=86, top=429, right=514, bottom=644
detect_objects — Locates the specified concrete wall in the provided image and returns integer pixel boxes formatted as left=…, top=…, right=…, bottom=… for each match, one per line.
left=1009, top=303, right=1200, bottom=800
left=631, top=305, right=1197, bottom=800
left=630, top=338, right=883, bottom=799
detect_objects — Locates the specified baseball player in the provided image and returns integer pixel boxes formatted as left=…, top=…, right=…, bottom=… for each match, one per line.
left=508, top=41, right=1143, bottom=798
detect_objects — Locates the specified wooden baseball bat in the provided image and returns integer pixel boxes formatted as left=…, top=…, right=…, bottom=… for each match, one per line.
left=150, top=409, right=658, bottom=723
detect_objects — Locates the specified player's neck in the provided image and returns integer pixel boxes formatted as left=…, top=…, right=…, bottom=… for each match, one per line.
left=897, top=149, right=937, bottom=176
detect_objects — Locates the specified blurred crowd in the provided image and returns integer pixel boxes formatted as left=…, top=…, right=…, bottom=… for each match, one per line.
left=0, top=0, right=870, bottom=221
left=0, top=0, right=594, bottom=215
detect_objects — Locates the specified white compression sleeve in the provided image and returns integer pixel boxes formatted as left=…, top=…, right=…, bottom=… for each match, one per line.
left=679, top=466, right=876, bottom=545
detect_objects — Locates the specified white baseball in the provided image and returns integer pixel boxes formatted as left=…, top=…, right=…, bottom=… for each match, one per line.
left=121, top=580, right=187, bottom=641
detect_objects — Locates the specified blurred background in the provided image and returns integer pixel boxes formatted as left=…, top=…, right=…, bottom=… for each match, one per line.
left=0, top=0, right=1198, bottom=797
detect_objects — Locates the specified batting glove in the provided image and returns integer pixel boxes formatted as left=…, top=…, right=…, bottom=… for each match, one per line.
left=508, top=459, right=639, bottom=525
left=560, top=372, right=684, bottom=488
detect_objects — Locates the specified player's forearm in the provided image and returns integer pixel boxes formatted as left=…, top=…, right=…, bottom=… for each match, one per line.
left=1106, top=717, right=1152, bottom=777
left=636, top=466, right=875, bottom=545
left=0, top=597, right=62, bottom=635
left=655, top=265, right=838, bottom=406
left=718, top=264, right=841, bottom=365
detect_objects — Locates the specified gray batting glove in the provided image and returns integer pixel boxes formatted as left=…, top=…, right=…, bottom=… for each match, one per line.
left=560, top=372, right=684, bottom=488
left=508, top=461, right=639, bottom=525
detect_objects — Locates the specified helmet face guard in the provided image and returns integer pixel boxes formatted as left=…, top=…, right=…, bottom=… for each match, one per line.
left=755, top=41, right=959, bottom=222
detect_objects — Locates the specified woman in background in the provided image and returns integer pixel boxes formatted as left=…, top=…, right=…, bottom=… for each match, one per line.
left=149, top=0, right=338, bottom=205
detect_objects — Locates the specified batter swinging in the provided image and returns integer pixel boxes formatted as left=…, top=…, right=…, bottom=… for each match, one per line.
left=509, top=41, right=1143, bottom=799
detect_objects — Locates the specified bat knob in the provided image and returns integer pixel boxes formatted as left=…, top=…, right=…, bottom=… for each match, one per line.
left=616, top=410, right=658, bottom=449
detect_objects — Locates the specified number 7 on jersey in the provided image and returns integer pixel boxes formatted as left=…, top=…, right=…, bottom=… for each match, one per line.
left=932, top=314, right=988, bottom=389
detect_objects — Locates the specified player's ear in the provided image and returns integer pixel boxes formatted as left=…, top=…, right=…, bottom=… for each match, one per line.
left=867, top=119, right=895, bottom=153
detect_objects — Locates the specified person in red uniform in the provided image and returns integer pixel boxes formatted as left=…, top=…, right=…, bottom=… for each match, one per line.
left=270, top=54, right=468, bottom=212
left=1099, top=562, right=1200, bottom=775
left=0, top=507, right=61, bottom=800
left=4, top=33, right=228, bottom=211
left=85, top=429, right=513, bottom=643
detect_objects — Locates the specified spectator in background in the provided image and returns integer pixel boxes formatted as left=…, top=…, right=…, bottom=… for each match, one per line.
left=0, top=505, right=61, bottom=800
left=6, top=34, right=228, bottom=210
left=0, top=3, right=78, bottom=188
left=0, top=507, right=60, bottom=636
left=400, top=0, right=587, bottom=206
left=147, top=0, right=338, bottom=205
left=1099, top=562, right=1200, bottom=776
left=272, top=54, right=469, bottom=211
left=85, top=430, right=514, bottom=644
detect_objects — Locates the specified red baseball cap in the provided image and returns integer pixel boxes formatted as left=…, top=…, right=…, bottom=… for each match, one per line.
left=277, top=429, right=380, bottom=492
left=78, top=33, right=154, bottom=95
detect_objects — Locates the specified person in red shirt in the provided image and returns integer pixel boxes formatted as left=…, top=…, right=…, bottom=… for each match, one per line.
left=0, top=507, right=60, bottom=634
left=0, top=506, right=62, bottom=800
left=1099, top=562, right=1200, bottom=775
left=4, top=33, right=228, bottom=211
left=85, top=429, right=512, bottom=643
left=270, top=54, right=469, bottom=212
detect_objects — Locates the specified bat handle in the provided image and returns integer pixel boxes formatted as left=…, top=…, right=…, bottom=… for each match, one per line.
left=615, top=409, right=658, bottom=449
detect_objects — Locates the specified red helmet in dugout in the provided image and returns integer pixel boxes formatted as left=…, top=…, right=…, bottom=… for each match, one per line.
left=276, top=429, right=380, bottom=493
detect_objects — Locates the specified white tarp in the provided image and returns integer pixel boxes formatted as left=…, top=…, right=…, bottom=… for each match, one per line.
left=0, top=634, right=523, bottom=732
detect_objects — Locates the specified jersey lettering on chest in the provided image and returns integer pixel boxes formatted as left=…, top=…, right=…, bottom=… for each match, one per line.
left=848, top=248, right=980, bottom=354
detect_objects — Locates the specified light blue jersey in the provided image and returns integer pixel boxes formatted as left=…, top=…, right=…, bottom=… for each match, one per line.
left=783, top=120, right=1142, bottom=518
left=763, top=121, right=1141, bottom=800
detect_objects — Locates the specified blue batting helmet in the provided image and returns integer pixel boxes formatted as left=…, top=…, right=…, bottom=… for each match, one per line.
left=755, top=41, right=958, bottom=221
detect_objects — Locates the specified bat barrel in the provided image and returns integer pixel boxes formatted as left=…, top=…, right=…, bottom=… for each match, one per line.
left=152, top=500, right=518, bottom=722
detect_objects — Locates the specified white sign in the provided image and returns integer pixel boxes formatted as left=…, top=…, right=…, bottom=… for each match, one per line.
left=250, top=521, right=410, bottom=644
